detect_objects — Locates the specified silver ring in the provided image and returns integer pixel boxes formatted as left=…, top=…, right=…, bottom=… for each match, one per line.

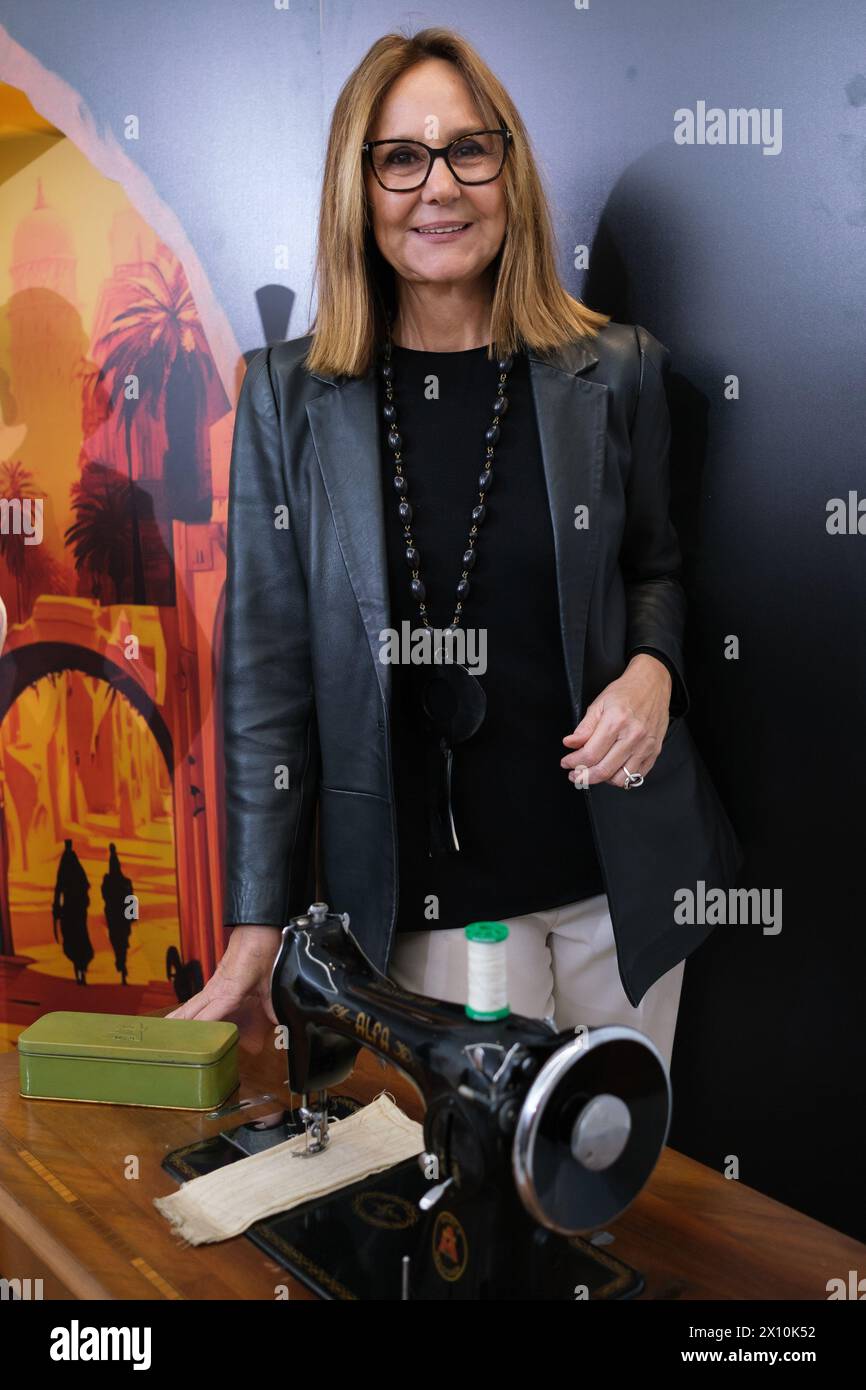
left=622, top=764, right=644, bottom=789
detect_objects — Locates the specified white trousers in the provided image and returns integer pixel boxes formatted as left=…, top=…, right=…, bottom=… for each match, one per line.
left=388, top=892, right=685, bottom=1071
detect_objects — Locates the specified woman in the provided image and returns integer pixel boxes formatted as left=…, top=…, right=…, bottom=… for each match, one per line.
left=170, top=28, right=743, bottom=1069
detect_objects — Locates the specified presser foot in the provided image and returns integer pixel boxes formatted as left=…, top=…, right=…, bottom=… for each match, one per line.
left=219, top=1093, right=359, bottom=1158
left=292, top=1095, right=330, bottom=1158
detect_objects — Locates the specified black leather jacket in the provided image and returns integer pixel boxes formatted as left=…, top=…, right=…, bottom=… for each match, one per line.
left=221, top=321, right=743, bottom=1006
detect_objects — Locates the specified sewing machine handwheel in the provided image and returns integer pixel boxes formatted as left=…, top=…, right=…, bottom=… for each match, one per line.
left=512, top=1026, right=671, bottom=1234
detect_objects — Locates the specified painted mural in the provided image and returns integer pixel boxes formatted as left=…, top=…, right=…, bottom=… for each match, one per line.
left=0, top=83, right=233, bottom=1050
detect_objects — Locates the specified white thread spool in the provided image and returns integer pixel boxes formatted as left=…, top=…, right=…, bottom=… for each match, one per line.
left=464, top=922, right=510, bottom=1021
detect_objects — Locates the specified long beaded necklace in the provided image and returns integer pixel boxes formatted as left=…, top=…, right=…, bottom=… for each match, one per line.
left=379, top=326, right=516, bottom=855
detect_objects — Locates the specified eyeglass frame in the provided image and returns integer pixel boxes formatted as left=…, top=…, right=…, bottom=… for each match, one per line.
left=361, top=126, right=513, bottom=191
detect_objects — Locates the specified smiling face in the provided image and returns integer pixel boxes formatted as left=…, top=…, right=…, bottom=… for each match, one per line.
left=363, top=58, right=508, bottom=308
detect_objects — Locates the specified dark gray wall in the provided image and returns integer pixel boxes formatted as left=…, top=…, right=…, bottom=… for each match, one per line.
left=2, top=0, right=863, bottom=1241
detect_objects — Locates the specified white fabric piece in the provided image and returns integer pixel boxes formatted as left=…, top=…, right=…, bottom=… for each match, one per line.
left=154, top=1092, right=424, bottom=1245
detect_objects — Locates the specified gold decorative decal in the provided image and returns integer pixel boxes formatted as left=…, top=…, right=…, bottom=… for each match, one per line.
left=432, top=1210, right=468, bottom=1282
left=352, top=1191, right=418, bottom=1230
left=354, top=1011, right=390, bottom=1052
left=326, top=1005, right=412, bottom=1063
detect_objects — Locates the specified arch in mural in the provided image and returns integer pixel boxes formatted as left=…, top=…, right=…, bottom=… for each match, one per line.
left=0, top=640, right=176, bottom=964
left=0, top=640, right=173, bottom=770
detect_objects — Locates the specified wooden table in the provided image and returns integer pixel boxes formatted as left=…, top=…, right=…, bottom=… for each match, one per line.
left=0, top=1048, right=861, bottom=1300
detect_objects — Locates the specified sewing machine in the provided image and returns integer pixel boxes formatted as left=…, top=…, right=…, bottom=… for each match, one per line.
left=242, top=901, right=671, bottom=1299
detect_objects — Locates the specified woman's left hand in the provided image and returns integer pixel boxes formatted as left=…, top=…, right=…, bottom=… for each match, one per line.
left=560, top=653, right=673, bottom=789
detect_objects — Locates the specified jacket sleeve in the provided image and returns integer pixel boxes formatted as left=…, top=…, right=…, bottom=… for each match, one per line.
left=221, top=347, right=318, bottom=929
left=622, top=325, right=690, bottom=720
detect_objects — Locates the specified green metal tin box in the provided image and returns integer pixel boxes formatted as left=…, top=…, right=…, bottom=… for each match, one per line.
left=18, top=1012, right=239, bottom=1111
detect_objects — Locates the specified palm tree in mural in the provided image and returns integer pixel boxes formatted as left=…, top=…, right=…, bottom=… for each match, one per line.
left=94, top=257, right=217, bottom=605
left=65, top=461, right=132, bottom=603
left=76, top=356, right=112, bottom=444
left=0, top=459, right=41, bottom=622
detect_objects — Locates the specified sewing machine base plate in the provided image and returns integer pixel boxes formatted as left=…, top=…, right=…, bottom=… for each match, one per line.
left=163, top=1111, right=645, bottom=1300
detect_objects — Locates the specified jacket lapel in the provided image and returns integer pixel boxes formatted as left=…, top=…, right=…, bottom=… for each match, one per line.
left=305, top=336, right=607, bottom=720
left=526, top=340, right=608, bottom=720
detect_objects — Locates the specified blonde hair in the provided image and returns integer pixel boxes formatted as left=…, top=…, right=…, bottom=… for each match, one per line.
left=303, top=27, right=610, bottom=378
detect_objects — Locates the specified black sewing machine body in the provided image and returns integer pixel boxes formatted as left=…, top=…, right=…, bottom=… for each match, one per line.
left=262, top=903, right=672, bottom=1300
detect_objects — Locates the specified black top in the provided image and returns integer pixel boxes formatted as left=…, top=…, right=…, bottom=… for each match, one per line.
left=378, top=341, right=606, bottom=933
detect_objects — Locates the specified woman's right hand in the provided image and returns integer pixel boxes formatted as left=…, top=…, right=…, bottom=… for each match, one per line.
left=166, top=926, right=281, bottom=1045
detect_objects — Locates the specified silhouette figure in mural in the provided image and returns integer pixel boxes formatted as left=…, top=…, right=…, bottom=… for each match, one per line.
left=101, top=842, right=135, bottom=985
left=52, top=839, right=93, bottom=985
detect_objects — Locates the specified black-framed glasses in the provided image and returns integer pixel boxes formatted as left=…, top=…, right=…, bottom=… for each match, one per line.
left=362, top=127, right=512, bottom=191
